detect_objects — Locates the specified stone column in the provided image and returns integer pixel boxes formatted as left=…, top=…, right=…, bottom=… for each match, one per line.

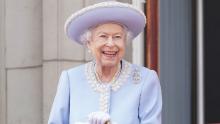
left=43, top=0, right=85, bottom=123
left=5, top=0, right=43, bottom=123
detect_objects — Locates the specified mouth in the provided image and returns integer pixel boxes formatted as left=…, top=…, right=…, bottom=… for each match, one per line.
left=102, top=51, right=118, bottom=58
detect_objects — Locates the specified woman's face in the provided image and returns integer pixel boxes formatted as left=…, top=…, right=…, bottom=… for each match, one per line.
left=87, top=23, right=126, bottom=67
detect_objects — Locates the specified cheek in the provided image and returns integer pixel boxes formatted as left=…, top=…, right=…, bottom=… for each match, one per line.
left=90, top=44, right=102, bottom=56
left=118, top=43, right=126, bottom=56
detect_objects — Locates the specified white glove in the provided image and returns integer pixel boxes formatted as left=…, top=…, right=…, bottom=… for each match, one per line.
left=88, top=111, right=111, bottom=124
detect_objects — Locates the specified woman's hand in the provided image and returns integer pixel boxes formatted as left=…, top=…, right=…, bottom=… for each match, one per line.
left=88, top=111, right=111, bottom=124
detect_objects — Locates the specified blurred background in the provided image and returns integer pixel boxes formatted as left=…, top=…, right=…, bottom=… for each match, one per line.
left=0, top=0, right=219, bottom=124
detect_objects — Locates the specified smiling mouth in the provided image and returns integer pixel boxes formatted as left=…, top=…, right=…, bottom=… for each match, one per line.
left=102, top=51, right=118, bottom=57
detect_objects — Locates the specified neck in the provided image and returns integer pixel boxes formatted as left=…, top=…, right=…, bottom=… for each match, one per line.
left=95, top=63, right=121, bottom=83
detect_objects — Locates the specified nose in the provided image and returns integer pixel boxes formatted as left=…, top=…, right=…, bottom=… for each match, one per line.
left=106, top=37, right=114, bottom=46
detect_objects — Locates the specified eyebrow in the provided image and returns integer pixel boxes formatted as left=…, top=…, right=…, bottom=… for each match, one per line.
left=96, top=32, right=124, bottom=35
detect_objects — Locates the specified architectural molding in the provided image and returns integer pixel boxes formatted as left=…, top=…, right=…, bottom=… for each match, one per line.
left=132, top=0, right=145, bottom=66
left=0, top=0, right=6, bottom=123
left=196, top=0, right=204, bottom=123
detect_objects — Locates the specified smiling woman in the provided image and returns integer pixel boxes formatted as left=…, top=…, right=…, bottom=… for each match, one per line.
left=89, top=24, right=125, bottom=65
left=48, top=1, right=162, bottom=124
left=87, top=23, right=126, bottom=82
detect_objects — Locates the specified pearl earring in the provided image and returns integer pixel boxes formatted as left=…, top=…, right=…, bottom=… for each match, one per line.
left=88, top=49, right=91, bottom=53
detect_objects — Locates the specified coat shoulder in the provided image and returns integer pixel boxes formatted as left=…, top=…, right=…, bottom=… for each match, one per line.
left=65, top=63, right=86, bottom=74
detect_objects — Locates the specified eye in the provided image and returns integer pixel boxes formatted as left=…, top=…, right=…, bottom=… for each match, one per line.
left=99, top=34, right=107, bottom=38
left=114, top=35, right=122, bottom=39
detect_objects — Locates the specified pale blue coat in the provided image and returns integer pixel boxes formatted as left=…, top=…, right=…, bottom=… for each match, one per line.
left=48, top=61, right=162, bottom=124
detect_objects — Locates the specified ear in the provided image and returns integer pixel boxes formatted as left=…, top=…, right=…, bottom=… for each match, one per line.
left=86, top=41, right=91, bottom=49
left=86, top=41, right=93, bottom=54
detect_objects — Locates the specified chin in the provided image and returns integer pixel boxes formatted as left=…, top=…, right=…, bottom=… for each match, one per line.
left=101, top=60, right=120, bottom=67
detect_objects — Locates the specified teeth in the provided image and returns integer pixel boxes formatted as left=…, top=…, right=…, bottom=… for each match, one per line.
left=103, top=51, right=117, bottom=55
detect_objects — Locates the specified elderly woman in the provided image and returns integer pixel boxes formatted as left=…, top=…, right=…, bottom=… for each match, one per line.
left=48, top=1, right=162, bottom=124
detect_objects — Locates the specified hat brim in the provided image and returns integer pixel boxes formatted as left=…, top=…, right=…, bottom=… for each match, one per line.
left=65, top=2, right=146, bottom=45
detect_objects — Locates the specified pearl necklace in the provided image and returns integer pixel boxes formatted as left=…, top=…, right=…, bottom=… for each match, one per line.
left=85, top=60, right=131, bottom=93
left=93, top=62, right=121, bottom=84
left=85, top=60, right=132, bottom=113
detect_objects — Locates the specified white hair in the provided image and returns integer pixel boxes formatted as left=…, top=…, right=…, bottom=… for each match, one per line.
left=79, top=24, right=134, bottom=45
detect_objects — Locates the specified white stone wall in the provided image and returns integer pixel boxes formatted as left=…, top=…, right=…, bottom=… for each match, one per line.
left=3, top=0, right=43, bottom=124
left=0, top=0, right=132, bottom=124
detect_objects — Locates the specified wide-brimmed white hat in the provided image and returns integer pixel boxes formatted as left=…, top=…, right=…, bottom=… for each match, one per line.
left=65, top=1, right=146, bottom=45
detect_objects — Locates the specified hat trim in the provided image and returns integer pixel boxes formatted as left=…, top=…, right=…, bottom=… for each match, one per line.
left=64, top=1, right=146, bottom=37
